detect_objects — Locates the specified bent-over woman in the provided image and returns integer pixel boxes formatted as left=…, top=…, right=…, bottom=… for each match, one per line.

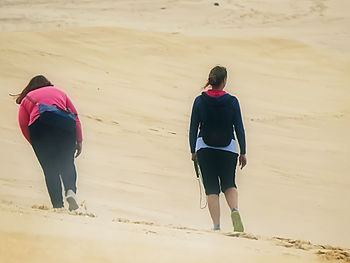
left=16, top=75, right=83, bottom=211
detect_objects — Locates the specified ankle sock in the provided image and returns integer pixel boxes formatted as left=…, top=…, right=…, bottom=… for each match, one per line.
left=213, top=224, right=220, bottom=230
left=232, top=208, right=238, bottom=212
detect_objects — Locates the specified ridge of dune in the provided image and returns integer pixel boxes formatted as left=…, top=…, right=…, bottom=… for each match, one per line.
left=1, top=201, right=349, bottom=263
left=1, top=0, right=350, bottom=55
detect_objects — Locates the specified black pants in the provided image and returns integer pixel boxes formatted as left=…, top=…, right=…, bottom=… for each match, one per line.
left=29, top=118, right=77, bottom=208
left=197, top=148, right=238, bottom=195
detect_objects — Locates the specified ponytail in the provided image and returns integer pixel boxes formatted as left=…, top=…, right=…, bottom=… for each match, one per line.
left=203, top=80, right=210, bottom=89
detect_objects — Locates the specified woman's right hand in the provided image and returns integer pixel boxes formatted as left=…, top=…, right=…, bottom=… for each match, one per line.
left=75, top=141, right=82, bottom=158
left=239, top=154, right=247, bottom=169
left=191, top=153, right=196, bottom=162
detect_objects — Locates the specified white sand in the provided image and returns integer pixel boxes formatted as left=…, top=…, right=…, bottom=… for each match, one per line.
left=0, top=0, right=349, bottom=262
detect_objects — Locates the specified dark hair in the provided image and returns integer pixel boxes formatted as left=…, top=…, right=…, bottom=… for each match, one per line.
left=203, top=66, right=227, bottom=89
left=15, top=75, right=53, bottom=104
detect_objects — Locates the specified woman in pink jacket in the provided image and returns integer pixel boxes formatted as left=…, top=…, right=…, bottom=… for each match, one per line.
left=16, top=75, right=83, bottom=211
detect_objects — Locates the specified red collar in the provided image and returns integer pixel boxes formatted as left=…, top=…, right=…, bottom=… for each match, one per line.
left=205, top=89, right=227, bottom=97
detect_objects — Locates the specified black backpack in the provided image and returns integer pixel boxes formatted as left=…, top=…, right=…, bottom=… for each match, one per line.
left=201, top=94, right=234, bottom=147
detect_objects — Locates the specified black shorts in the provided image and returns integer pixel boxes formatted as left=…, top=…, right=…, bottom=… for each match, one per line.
left=197, top=148, right=238, bottom=195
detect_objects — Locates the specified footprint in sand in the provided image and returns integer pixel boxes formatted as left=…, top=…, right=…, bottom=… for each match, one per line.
left=31, top=204, right=50, bottom=210
left=226, top=232, right=259, bottom=240
left=31, top=201, right=96, bottom=218
left=226, top=233, right=350, bottom=262
left=85, top=115, right=120, bottom=126
left=86, top=115, right=103, bottom=122
left=148, top=128, right=177, bottom=136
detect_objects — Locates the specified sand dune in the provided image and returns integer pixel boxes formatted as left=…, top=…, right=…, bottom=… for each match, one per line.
left=0, top=0, right=349, bottom=262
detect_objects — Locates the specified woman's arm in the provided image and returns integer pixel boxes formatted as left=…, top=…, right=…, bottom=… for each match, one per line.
left=232, top=97, right=247, bottom=169
left=232, top=97, right=246, bottom=155
left=18, top=104, right=31, bottom=143
left=66, top=95, right=83, bottom=143
left=189, top=97, right=201, bottom=156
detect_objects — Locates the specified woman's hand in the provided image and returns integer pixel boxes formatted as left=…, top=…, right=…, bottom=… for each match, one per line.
left=191, top=153, right=196, bottom=162
left=239, top=154, right=247, bottom=169
left=75, top=141, right=82, bottom=158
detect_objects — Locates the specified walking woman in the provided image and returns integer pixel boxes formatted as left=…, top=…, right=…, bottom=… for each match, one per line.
left=189, top=66, right=247, bottom=232
left=16, top=75, right=83, bottom=211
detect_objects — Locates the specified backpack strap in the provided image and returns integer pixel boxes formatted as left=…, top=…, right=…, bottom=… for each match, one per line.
left=25, top=95, right=39, bottom=106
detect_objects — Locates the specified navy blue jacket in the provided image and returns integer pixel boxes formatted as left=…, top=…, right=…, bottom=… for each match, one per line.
left=189, top=92, right=246, bottom=154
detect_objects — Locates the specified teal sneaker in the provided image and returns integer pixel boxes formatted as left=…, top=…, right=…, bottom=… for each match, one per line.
left=231, top=210, right=244, bottom=232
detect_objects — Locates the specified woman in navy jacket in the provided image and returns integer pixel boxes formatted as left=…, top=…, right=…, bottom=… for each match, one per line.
left=189, top=66, right=247, bottom=232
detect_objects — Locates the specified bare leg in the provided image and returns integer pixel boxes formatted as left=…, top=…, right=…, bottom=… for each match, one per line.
left=224, top=187, right=238, bottom=210
left=207, top=194, right=220, bottom=225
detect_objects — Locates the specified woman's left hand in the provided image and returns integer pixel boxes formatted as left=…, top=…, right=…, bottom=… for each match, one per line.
left=75, top=141, right=82, bottom=158
left=239, top=154, right=247, bottom=169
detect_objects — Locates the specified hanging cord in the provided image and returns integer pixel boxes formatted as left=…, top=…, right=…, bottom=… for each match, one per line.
left=194, top=157, right=207, bottom=209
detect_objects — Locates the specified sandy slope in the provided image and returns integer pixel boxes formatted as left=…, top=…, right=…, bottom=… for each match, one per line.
left=0, top=0, right=350, bottom=262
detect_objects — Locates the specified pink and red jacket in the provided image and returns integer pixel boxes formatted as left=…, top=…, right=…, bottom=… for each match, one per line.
left=18, top=86, right=83, bottom=143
